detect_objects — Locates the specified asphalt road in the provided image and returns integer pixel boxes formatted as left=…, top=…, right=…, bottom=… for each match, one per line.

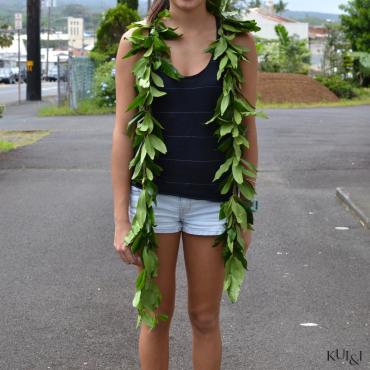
left=0, top=101, right=369, bottom=369
left=0, top=82, right=58, bottom=105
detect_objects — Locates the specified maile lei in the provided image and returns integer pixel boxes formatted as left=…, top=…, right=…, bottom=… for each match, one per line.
left=121, top=6, right=264, bottom=330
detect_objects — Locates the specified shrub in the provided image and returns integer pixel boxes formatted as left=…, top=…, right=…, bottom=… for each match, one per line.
left=92, top=60, right=116, bottom=108
left=315, top=75, right=357, bottom=99
left=90, top=3, right=140, bottom=62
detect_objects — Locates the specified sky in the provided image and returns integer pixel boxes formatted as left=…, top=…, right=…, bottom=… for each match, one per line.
left=285, top=0, right=347, bottom=13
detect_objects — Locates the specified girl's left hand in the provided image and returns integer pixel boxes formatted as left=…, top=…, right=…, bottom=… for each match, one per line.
left=242, top=229, right=252, bottom=254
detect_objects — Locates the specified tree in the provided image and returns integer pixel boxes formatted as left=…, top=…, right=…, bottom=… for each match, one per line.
left=259, top=24, right=311, bottom=74
left=118, top=0, right=139, bottom=11
left=339, top=0, right=370, bottom=85
left=90, top=3, right=140, bottom=63
left=0, top=23, right=13, bottom=48
left=274, top=24, right=310, bottom=73
left=321, top=23, right=352, bottom=78
left=248, top=0, right=262, bottom=8
left=274, top=0, right=288, bottom=14
left=339, top=0, right=370, bottom=52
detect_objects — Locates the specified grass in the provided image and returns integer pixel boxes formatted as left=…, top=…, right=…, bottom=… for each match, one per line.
left=0, top=141, right=15, bottom=152
left=0, top=130, right=51, bottom=153
left=37, top=88, right=370, bottom=116
left=38, top=98, right=115, bottom=116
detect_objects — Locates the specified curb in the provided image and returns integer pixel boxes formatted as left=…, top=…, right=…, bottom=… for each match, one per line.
left=336, top=187, right=370, bottom=229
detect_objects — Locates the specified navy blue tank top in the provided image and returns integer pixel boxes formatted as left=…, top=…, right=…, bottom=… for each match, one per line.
left=132, top=15, right=233, bottom=202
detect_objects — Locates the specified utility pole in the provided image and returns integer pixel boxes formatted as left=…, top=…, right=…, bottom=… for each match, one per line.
left=15, top=13, right=22, bottom=104
left=27, top=0, right=41, bottom=101
left=45, top=0, right=53, bottom=79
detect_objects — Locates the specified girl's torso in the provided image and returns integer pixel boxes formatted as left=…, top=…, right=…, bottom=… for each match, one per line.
left=132, top=14, right=232, bottom=202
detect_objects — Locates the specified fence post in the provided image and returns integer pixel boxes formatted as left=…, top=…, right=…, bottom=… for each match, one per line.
left=57, top=55, right=61, bottom=106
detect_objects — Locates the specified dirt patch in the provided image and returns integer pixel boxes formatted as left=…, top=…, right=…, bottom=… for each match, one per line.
left=0, top=130, right=50, bottom=153
left=257, top=72, right=339, bottom=104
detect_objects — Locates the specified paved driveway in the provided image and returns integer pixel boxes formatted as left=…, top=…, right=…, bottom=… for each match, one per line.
left=1, top=102, right=369, bottom=369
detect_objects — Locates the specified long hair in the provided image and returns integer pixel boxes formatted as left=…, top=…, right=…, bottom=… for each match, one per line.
left=146, top=0, right=222, bottom=25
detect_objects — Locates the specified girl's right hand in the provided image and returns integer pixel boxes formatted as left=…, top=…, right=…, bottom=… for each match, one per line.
left=114, top=221, right=143, bottom=268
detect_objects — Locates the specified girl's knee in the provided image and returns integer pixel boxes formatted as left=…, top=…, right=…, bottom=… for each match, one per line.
left=188, top=309, right=220, bottom=334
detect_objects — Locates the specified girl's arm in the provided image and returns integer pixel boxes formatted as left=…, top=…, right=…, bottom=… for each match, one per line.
left=235, top=32, right=259, bottom=192
left=111, top=28, right=141, bottom=227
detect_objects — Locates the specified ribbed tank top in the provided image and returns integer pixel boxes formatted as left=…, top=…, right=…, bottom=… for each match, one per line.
left=132, top=15, right=233, bottom=202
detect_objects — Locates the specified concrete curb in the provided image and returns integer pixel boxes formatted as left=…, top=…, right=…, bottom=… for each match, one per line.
left=336, top=187, right=370, bottom=229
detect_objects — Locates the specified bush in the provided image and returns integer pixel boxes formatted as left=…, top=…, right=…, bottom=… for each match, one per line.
left=315, top=75, right=358, bottom=99
left=92, top=60, right=116, bottom=108
left=90, top=3, right=140, bottom=62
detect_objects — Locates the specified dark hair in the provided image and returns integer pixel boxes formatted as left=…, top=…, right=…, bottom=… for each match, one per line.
left=146, top=0, right=221, bottom=25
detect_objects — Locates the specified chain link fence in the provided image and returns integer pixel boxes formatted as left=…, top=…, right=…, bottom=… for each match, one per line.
left=57, top=55, right=96, bottom=109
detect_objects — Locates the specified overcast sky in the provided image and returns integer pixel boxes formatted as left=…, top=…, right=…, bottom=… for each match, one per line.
left=286, top=0, right=347, bottom=13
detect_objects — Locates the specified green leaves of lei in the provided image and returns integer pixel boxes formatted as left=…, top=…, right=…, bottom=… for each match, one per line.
left=122, top=8, right=264, bottom=331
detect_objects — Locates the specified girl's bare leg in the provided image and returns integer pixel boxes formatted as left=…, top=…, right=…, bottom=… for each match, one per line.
left=182, top=231, right=225, bottom=370
left=137, top=231, right=181, bottom=370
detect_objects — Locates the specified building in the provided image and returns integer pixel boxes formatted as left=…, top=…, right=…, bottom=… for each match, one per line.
left=68, top=17, right=84, bottom=52
left=309, top=25, right=329, bottom=72
left=242, top=2, right=309, bottom=41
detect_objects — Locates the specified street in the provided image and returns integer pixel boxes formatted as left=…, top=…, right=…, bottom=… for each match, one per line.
left=0, top=102, right=369, bottom=369
left=0, top=81, right=58, bottom=105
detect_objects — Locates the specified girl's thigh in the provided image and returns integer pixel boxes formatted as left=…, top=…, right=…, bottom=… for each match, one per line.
left=181, top=232, right=225, bottom=318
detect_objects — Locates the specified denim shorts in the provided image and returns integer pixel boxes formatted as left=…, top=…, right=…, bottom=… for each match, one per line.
left=128, top=185, right=227, bottom=235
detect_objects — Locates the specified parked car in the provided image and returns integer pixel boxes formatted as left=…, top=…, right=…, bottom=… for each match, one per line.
left=0, top=67, right=17, bottom=84
left=43, top=65, right=67, bottom=82
left=44, top=65, right=58, bottom=81
left=18, top=67, right=27, bottom=83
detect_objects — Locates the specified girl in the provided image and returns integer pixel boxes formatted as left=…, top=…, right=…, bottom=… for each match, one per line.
left=112, top=0, right=258, bottom=369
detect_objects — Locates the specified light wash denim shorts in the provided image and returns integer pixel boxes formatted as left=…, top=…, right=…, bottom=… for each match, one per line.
left=128, top=185, right=227, bottom=235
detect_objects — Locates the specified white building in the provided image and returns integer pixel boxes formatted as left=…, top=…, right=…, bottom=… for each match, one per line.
left=242, top=3, right=309, bottom=41
left=68, top=17, right=84, bottom=51
left=309, top=26, right=329, bottom=72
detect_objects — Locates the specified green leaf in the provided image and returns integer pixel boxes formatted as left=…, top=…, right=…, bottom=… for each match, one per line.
left=132, top=289, right=141, bottom=308
left=142, top=246, right=158, bottom=275
left=233, top=109, right=242, bottom=124
left=231, top=198, right=248, bottom=228
left=232, top=164, right=243, bottom=184
left=144, top=136, right=155, bottom=159
left=241, top=165, right=256, bottom=179
left=221, top=93, right=230, bottom=115
left=220, top=122, right=233, bottom=136
left=139, top=112, right=153, bottom=132
left=146, top=166, right=154, bottom=180
left=214, top=37, right=228, bottom=59
left=220, top=173, right=233, bottom=194
left=135, top=191, right=147, bottom=227
left=151, top=71, right=164, bottom=87
left=226, top=256, right=246, bottom=303
left=149, top=134, right=167, bottom=154
left=238, top=181, right=255, bottom=201
left=144, top=44, right=153, bottom=57
left=150, top=85, right=167, bottom=97
left=126, top=92, right=147, bottom=112
left=213, top=157, right=233, bottom=181
left=136, top=269, right=146, bottom=290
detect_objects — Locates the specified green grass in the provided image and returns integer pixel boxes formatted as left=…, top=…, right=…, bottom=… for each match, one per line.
left=0, top=141, right=15, bottom=152
left=0, top=130, right=50, bottom=153
left=38, top=98, right=115, bottom=116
